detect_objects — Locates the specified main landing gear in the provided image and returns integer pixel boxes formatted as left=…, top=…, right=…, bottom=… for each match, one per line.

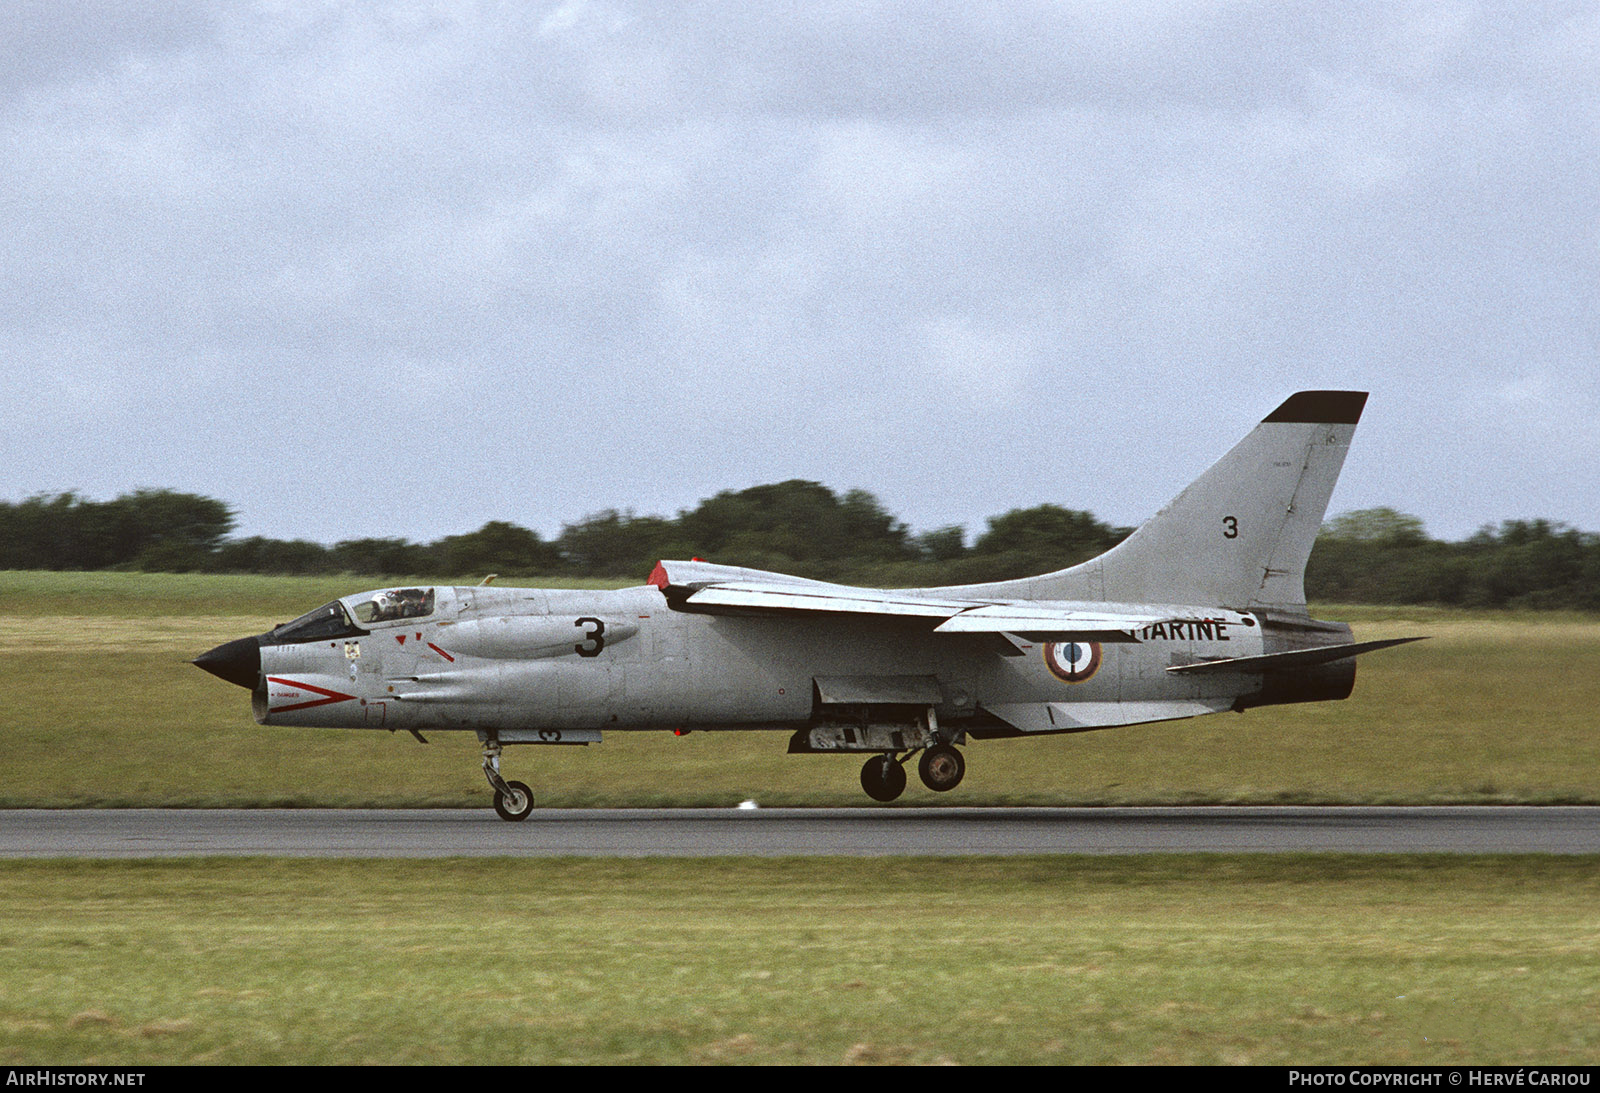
left=858, top=743, right=966, bottom=803
left=918, top=743, right=966, bottom=793
left=481, top=737, right=534, bottom=822
left=859, top=754, right=907, bottom=802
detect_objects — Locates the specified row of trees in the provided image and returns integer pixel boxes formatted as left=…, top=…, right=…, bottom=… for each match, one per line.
left=0, top=489, right=235, bottom=572
left=2, top=487, right=1597, bottom=608
left=0, top=483, right=1129, bottom=586
left=1306, top=508, right=1600, bottom=610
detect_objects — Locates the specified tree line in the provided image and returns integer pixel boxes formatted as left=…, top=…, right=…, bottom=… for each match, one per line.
left=1305, top=507, right=1600, bottom=610
left=2, top=486, right=1596, bottom=608
left=0, top=483, right=1128, bottom=586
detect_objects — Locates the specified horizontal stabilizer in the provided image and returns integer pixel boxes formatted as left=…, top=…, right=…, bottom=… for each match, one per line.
left=1165, top=636, right=1425, bottom=675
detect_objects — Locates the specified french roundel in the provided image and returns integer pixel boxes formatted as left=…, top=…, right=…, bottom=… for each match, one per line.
left=1044, top=640, right=1102, bottom=684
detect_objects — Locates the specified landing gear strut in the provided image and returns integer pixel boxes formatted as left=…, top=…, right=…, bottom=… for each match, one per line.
left=859, top=754, right=908, bottom=802
left=481, top=737, right=534, bottom=822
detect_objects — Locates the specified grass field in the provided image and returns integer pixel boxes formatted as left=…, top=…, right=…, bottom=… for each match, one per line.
left=4, top=573, right=1599, bottom=1066
left=2, top=855, right=1598, bottom=1066
left=2, top=572, right=1597, bottom=807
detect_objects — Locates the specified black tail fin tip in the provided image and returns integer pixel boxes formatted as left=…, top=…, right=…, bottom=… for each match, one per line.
left=1262, top=390, right=1368, bottom=425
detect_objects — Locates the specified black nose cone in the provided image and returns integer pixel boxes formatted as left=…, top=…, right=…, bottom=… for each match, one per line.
left=193, top=636, right=262, bottom=690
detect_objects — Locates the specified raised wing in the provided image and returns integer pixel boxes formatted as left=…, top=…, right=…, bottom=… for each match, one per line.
left=647, top=559, right=1182, bottom=640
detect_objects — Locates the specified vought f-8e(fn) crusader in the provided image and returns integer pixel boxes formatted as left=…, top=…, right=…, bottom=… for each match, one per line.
left=195, top=391, right=1417, bottom=819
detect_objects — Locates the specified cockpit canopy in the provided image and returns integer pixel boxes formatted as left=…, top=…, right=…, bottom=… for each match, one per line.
left=352, top=587, right=434, bottom=624
left=273, top=600, right=365, bottom=644
left=269, top=588, right=436, bottom=645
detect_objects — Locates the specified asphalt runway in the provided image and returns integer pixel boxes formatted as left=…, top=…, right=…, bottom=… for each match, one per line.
left=3, top=806, right=1598, bottom=857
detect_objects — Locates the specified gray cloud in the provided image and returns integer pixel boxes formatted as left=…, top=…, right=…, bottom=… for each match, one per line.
left=2, top=1, right=1595, bottom=547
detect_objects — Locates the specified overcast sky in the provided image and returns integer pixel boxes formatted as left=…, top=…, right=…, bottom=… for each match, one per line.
left=3, top=1, right=1595, bottom=550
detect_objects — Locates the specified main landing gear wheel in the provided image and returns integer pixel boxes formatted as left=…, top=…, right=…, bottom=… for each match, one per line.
left=493, top=780, right=534, bottom=822
left=917, top=744, right=965, bottom=792
left=860, top=754, right=907, bottom=803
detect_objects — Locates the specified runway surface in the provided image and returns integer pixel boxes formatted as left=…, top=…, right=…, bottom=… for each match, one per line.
left=3, top=806, right=1598, bottom=857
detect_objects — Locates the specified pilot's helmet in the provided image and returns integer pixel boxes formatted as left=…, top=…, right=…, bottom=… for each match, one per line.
left=372, top=591, right=398, bottom=616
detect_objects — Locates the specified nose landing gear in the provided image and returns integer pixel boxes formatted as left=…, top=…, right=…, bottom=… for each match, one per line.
left=481, top=737, right=534, bottom=821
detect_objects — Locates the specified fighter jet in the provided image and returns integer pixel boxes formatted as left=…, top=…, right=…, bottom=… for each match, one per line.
left=195, top=390, right=1417, bottom=819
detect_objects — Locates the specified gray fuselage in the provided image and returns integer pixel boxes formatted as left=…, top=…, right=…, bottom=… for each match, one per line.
left=253, top=583, right=1276, bottom=738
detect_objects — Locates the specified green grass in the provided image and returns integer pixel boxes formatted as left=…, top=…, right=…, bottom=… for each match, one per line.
left=3, top=571, right=1598, bottom=807
left=1, top=855, right=1596, bottom=1065
left=4, top=573, right=1597, bottom=1067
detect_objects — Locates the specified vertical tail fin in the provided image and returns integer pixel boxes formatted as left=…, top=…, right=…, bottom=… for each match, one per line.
left=950, top=391, right=1367, bottom=609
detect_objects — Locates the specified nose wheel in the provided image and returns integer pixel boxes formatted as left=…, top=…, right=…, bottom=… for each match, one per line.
left=493, top=780, right=534, bottom=822
left=481, top=737, right=534, bottom=821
